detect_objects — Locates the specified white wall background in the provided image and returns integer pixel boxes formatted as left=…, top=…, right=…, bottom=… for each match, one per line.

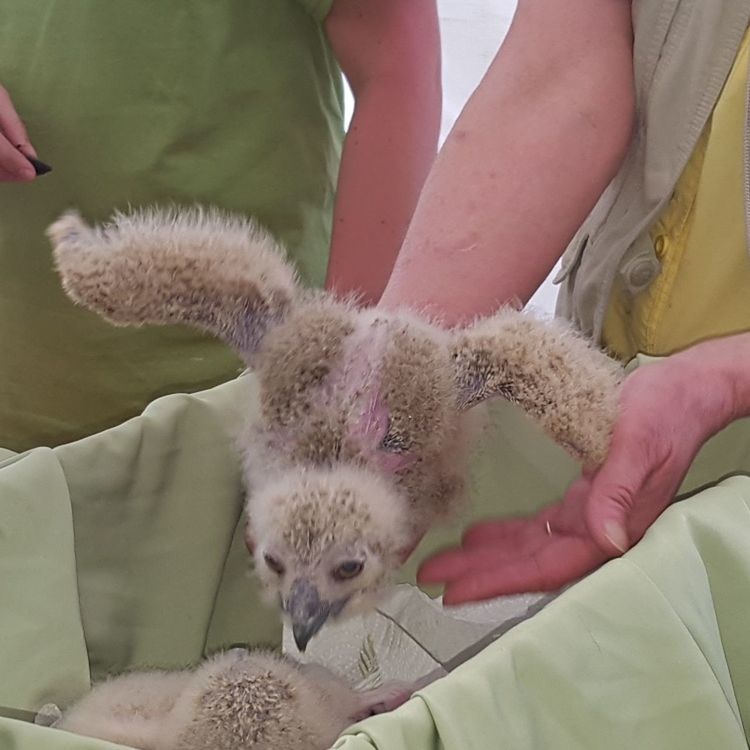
left=344, top=0, right=559, bottom=315
left=436, top=0, right=514, bottom=146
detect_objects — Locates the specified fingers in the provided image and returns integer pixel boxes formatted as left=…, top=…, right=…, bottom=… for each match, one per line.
left=419, top=545, right=505, bottom=585
left=0, top=136, right=36, bottom=181
left=0, top=85, right=36, bottom=156
left=418, top=476, right=611, bottom=604
left=460, top=476, right=592, bottom=550
left=461, top=516, right=545, bottom=548
left=583, top=434, right=656, bottom=557
left=436, top=537, right=604, bottom=604
left=0, top=85, right=37, bottom=181
left=360, top=681, right=414, bottom=715
left=417, top=525, right=604, bottom=600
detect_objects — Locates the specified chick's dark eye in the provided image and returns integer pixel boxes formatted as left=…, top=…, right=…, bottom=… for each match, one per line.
left=263, top=553, right=285, bottom=576
left=333, top=560, right=364, bottom=581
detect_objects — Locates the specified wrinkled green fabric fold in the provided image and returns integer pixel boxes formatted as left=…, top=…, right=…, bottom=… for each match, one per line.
left=0, top=718, right=133, bottom=750
left=336, top=477, right=750, bottom=749
left=53, top=377, right=281, bottom=679
left=1, top=357, right=750, bottom=748
left=0, top=373, right=583, bottom=744
left=0, top=449, right=90, bottom=712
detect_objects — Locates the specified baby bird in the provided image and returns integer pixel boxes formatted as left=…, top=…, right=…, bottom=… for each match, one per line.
left=53, top=648, right=415, bottom=750
left=49, top=207, right=622, bottom=651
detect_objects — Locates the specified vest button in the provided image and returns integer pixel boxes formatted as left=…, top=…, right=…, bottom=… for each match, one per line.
left=625, top=257, right=660, bottom=292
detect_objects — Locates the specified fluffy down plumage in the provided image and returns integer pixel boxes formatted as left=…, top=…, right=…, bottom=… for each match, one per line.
left=54, top=649, right=415, bottom=750
left=49, top=207, right=623, bottom=650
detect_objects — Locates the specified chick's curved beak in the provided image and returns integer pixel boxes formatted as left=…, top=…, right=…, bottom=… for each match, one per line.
left=286, top=579, right=330, bottom=652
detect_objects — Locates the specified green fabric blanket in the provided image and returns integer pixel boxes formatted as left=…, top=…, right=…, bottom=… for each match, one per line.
left=2, top=360, right=750, bottom=748
left=336, top=476, right=750, bottom=749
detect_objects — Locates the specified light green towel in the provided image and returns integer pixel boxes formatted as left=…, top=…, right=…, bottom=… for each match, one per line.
left=2, top=358, right=750, bottom=748
left=336, top=477, right=750, bottom=749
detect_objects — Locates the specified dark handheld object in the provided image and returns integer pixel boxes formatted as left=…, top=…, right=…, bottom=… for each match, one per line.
left=25, top=154, right=52, bottom=176
left=15, top=144, right=52, bottom=176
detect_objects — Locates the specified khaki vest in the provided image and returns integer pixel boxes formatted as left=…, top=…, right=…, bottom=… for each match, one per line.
left=555, top=0, right=750, bottom=341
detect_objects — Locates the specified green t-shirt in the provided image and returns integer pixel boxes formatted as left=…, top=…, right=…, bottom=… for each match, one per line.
left=0, top=0, right=344, bottom=451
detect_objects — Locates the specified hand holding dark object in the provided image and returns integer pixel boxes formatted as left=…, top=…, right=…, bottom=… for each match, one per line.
left=0, top=83, right=49, bottom=181
left=24, top=153, right=52, bottom=176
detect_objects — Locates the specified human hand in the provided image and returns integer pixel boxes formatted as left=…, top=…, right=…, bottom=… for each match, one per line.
left=418, top=350, right=738, bottom=604
left=0, top=84, right=38, bottom=181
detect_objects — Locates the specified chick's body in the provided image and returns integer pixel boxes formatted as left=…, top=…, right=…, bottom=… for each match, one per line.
left=56, top=649, right=413, bottom=750
left=249, top=300, right=471, bottom=539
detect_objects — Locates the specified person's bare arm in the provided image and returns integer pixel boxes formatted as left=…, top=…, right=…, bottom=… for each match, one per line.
left=0, top=84, right=37, bottom=181
left=324, top=0, right=441, bottom=306
left=378, top=0, right=635, bottom=324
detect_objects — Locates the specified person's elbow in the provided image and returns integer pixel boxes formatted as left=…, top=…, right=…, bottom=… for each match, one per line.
left=502, top=0, right=636, bottom=181
left=556, top=10, right=636, bottom=180
left=325, top=0, right=441, bottom=109
left=345, top=32, right=441, bottom=108
left=580, top=56, right=636, bottom=181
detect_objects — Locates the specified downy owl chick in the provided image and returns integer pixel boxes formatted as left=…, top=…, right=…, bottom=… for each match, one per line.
left=54, top=648, right=416, bottom=750
left=49, top=207, right=622, bottom=651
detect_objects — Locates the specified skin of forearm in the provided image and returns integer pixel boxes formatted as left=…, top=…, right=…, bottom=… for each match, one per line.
left=379, top=0, right=636, bottom=325
left=672, top=332, right=750, bottom=431
left=326, top=76, right=441, bottom=306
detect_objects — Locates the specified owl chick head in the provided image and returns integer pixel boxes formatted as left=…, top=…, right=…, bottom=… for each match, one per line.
left=245, top=466, right=412, bottom=650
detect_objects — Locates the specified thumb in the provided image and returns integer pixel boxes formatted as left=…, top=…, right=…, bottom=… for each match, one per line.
left=583, top=441, right=652, bottom=558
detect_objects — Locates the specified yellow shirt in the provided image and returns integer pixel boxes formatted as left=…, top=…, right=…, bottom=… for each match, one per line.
left=603, top=29, right=750, bottom=360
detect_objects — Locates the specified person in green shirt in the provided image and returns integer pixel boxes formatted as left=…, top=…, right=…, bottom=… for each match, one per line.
left=0, top=0, right=441, bottom=452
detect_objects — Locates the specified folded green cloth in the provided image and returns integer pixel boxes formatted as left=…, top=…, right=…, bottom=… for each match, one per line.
left=336, top=476, right=750, bottom=749
left=2, top=355, right=750, bottom=749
